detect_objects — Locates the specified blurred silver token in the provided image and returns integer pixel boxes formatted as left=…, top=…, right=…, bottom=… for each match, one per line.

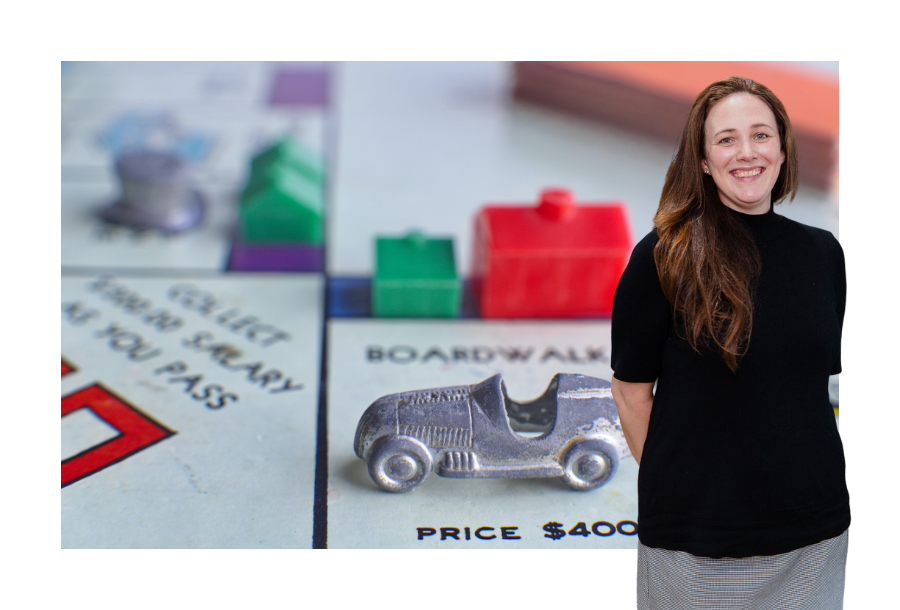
left=98, top=150, right=205, bottom=232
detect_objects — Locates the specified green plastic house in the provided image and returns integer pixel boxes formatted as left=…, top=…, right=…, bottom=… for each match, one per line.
left=248, top=137, right=324, bottom=188
left=239, top=137, right=325, bottom=244
left=372, top=231, right=461, bottom=318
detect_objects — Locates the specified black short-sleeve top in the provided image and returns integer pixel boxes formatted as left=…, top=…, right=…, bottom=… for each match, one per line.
left=611, top=205, right=849, bottom=559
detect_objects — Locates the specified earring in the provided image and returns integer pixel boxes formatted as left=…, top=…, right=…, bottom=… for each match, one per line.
left=703, top=169, right=709, bottom=174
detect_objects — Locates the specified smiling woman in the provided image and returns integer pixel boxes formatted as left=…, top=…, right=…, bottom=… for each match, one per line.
left=610, top=77, right=849, bottom=609
left=701, top=93, right=787, bottom=215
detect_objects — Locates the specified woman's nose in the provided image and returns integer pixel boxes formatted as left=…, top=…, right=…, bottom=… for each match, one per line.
left=736, top=138, right=757, bottom=161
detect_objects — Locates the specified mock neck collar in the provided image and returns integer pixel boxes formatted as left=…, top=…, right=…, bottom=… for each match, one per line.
left=724, top=202, right=785, bottom=242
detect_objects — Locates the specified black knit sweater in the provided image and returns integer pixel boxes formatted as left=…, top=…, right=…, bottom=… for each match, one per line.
left=611, top=204, right=849, bottom=558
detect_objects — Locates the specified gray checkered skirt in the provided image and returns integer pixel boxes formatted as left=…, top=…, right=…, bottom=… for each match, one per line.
left=637, top=530, right=848, bottom=609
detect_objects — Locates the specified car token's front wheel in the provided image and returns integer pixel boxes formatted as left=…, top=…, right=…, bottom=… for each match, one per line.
left=562, top=437, right=619, bottom=491
left=367, top=435, right=433, bottom=492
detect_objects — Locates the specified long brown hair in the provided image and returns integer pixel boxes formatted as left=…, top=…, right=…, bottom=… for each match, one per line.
left=654, top=76, right=799, bottom=372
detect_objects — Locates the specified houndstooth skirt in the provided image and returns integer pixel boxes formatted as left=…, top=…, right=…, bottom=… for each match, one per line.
left=637, top=530, right=848, bottom=609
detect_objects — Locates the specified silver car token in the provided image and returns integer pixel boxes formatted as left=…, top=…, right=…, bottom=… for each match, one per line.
left=354, top=373, right=630, bottom=493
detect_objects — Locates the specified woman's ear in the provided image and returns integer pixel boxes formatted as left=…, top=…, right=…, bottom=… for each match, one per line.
left=701, top=159, right=709, bottom=174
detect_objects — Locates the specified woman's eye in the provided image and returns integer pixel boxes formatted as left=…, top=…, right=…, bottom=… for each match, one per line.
left=755, top=133, right=769, bottom=140
left=719, top=137, right=734, bottom=144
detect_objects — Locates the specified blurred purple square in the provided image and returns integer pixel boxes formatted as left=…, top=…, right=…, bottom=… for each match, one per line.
left=269, top=68, right=329, bottom=107
left=228, top=240, right=324, bottom=272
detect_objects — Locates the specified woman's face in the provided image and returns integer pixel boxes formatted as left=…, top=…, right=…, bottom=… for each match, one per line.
left=701, top=93, right=786, bottom=215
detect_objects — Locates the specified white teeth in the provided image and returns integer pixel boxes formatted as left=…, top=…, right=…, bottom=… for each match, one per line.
left=733, top=168, right=762, bottom=178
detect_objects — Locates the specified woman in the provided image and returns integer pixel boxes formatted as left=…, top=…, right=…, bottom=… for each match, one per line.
left=610, top=76, right=848, bottom=609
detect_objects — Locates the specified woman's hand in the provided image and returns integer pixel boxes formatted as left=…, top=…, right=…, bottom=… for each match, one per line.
left=610, top=376, right=655, bottom=465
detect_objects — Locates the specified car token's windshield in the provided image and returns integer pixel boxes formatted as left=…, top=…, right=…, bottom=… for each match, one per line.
left=501, top=377, right=557, bottom=436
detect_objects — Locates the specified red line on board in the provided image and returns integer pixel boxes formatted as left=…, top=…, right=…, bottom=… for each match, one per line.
left=61, top=384, right=174, bottom=487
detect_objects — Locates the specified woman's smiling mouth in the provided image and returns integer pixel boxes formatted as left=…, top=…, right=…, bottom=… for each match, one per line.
left=731, top=167, right=763, bottom=178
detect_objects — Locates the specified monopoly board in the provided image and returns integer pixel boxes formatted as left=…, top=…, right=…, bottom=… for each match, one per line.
left=61, top=61, right=840, bottom=548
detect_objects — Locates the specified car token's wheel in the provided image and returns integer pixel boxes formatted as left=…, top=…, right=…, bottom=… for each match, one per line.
left=562, top=437, right=619, bottom=491
left=367, top=435, right=433, bottom=492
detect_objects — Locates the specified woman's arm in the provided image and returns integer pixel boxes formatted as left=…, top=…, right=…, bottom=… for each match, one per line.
left=611, top=376, right=654, bottom=465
